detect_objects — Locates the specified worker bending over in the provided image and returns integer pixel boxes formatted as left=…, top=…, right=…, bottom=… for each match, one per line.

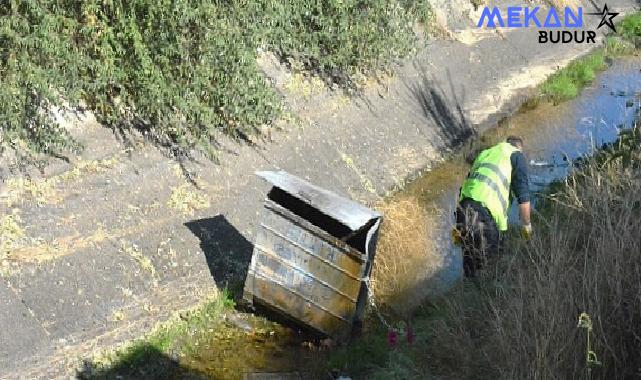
left=455, top=136, right=531, bottom=277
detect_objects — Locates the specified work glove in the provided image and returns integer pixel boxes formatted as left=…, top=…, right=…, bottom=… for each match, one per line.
left=521, top=223, right=533, bottom=240
left=451, top=228, right=463, bottom=246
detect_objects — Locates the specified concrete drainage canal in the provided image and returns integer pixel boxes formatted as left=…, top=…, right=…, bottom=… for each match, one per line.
left=78, top=56, right=641, bottom=380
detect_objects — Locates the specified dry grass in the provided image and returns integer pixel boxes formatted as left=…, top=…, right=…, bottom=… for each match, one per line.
left=120, top=240, right=158, bottom=279
left=371, top=196, right=442, bottom=318
left=340, top=152, right=377, bottom=195
left=167, top=184, right=211, bottom=215
left=0, top=156, right=119, bottom=207
left=419, top=131, right=641, bottom=379
left=283, top=72, right=325, bottom=99
left=8, top=229, right=110, bottom=263
left=545, top=0, right=580, bottom=10
left=0, top=210, right=25, bottom=258
left=2, top=177, right=60, bottom=205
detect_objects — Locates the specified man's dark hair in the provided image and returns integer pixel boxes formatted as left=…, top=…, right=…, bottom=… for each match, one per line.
left=506, top=136, right=523, bottom=148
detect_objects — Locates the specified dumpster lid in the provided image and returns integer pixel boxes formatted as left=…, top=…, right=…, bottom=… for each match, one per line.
left=256, top=171, right=381, bottom=231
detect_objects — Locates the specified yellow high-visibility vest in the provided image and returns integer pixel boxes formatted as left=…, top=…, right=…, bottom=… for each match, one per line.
left=460, top=142, right=519, bottom=231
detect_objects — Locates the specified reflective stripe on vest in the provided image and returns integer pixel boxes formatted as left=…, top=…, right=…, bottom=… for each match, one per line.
left=460, top=142, right=518, bottom=231
left=474, top=163, right=510, bottom=192
left=467, top=171, right=509, bottom=213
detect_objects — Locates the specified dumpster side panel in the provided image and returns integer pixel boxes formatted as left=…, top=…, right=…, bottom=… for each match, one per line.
left=250, top=247, right=357, bottom=319
left=249, top=273, right=350, bottom=337
left=257, top=210, right=365, bottom=293
left=244, top=202, right=368, bottom=338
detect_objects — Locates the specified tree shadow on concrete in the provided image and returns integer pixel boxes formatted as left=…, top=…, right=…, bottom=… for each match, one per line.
left=404, top=61, right=477, bottom=151
left=76, top=344, right=212, bottom=380
left=185, top=215, right=254, bottom=299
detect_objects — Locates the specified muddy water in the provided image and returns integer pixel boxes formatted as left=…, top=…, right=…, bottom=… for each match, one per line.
left=176, top=57, right=641, bottom=379
left=402, top=56, right=641, bottom=294
left=181, top=313, right=329, bottom=379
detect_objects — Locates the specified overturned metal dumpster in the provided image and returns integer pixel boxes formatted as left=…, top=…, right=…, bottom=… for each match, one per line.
left=243, top=171, right=382, bottom=340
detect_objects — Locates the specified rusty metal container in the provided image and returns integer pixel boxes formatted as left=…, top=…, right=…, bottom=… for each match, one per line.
left=243, top=171, right=382, bottom=340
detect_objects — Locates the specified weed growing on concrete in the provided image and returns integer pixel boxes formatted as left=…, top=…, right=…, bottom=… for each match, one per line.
left=0, top=156, right=118, bottom=207
left=167, top=184, right=211, bottom=215
left=283, top=73, right=326, bottom=99
left=541, top=52, right=606, bottom=103
left=619, top=12, right=641, bottom=41
left=604, top=36, right=636, bottom=56
left=2, top=177, right=59, bottom=206
left=120, top=241, right=157, bottom=279
left=0, top=210, right=25, bottom=258
left=340, top=152, right=378, bottom=195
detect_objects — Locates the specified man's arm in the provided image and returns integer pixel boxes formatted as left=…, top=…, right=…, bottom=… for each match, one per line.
left=511, top=151, right=531, bottom=226
left=519, top=202, right=531, bottom=226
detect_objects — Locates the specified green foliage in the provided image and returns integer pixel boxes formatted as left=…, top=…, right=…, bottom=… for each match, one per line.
left=540, top=11, right=641, bottom=104
left=604, top=36, right=636, bottom=56
left=1, top=0, right=281, bottom=158
left=266, top=0, right=418, bottom=87
left=370, top=350, right=423, bottom=380
left=541, top=74, right=578, bottom=102
left=618, top=12, right=641, bottom=40
left=132, top=290, right=234, bottom=355
left=80, top=291, right=235, bottom=379
left=1, top=0, right=426, bottom=158
left=402, top=0, right=433, bottom=27
left=327, top=326, right=390, bottom=374
left=88, top=290, right=234, bottom=373
left=540, top=52, right=605, bottom=103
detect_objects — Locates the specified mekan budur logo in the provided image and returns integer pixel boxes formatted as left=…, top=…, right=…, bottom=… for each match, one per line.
left=477, top=3, right=619, bottom=44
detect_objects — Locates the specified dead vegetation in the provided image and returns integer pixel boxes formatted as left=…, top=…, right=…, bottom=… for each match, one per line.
left=167, top=184, right=211, bottom=215
left=418, top=130, right=641, bottom=379
left=0, top=156, right=119, bottom=207
left=120, top=240, right=158, bottom=280
left=543, top=0, right=581, bottom=10
left=0, top=210, right=25, bottom=258
left=371, top=196, right=442, bottom=318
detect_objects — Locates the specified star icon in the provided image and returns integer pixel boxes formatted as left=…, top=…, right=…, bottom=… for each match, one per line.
left=587, top=4, right=620, bottom=33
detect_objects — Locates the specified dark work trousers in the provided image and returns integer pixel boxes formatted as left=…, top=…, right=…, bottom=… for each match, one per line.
left=455, top=198, right=500, bottom=278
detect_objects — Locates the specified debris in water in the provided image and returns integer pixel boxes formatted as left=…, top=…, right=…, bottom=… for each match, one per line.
left=225, top=313, right=254, bottom=333
left=529, top=159, right=568, bottom=168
